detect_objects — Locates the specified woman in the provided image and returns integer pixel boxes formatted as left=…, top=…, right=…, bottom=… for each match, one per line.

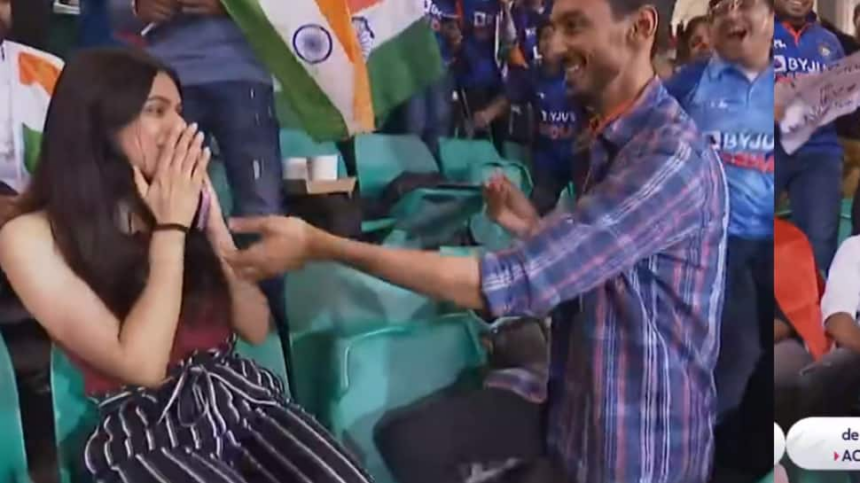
left=0, top=48, right=371, bottom=483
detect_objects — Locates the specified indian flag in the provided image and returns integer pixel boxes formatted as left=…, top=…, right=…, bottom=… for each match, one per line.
left=222, top=0, right=444, bottom=141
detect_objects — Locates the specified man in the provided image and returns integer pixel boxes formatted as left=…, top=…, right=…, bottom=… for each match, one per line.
left=0, top=0, right=62, bottom=195
left=455, top=0, right=507, bottom=151
left=228, top=0, right=729, bottom=481
left=666, top=0, right=774, bottom=420
left=501, top=0, right=552, bottom=68
left=773, top=0, right=844, bottom=271
left=402, top=0, right=459, bottom=159
left=813, top=234, right=860, bottom=417
left=665, top=5, right=774, bottom=475
left=134, top=0, right=288, bottom=337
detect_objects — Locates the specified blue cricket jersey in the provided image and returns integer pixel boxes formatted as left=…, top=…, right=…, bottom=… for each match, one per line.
left=666, top=57, right=774, bottom=239
left=511, top=5, right=546, bottom=68
left=773, top=14, right=844, bottom=157
left=507, top=65, right=582, bottom=176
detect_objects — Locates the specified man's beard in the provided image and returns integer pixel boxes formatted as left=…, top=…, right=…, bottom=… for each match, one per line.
left=567, top=64, right=621, bottom=113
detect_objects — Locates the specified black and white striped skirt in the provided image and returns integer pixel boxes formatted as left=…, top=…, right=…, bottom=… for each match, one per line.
left=83, top=341, right=373, bottom=483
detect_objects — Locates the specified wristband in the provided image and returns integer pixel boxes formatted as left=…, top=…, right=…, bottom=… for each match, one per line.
left=153, top=223, right=190, bottom=234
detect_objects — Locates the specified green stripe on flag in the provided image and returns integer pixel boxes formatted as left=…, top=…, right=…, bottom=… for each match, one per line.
left=23, top=125, right=42, bottom=174
left=367, top=20, right=444, bottom=124
left=222, top=0, right=350, bottom=141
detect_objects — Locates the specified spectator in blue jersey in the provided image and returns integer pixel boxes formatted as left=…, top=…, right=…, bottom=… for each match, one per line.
left=773, top=0, right=844, bottom=271
left=454, top=0, right=507, bottom=153
left=506, top=18, right=585, bottom=214
left=666, top=0, right=774, bottom=477
left=667, top=0, right=774, bottom=421
left=501, top=0, right=553, bottom=68
left=401, top=0, right=459, bottom=159
left=134, top=0, right=288, bottom=351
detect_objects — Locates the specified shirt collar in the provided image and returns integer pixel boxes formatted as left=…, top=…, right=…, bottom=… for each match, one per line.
left=591, top=77, right=663, bottom=148
left=777, top=11, right=818, bottom=37
left=705, top=55, right=774, bottom=83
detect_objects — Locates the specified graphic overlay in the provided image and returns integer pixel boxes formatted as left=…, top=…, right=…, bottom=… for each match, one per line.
left=787, top=418, right=860, bottom=470
left=775, top=423, right=786, bottom=467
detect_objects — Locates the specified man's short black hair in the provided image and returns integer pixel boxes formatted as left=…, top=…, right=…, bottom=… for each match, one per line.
left=605, top=0, right=677, bottom=52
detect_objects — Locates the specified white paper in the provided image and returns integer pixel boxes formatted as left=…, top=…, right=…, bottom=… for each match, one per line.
left=779, top=50, right=860, bottom=155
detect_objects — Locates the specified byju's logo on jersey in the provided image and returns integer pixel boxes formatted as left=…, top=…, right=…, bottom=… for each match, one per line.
left=775, top=56, right=826, bottom=75
left=774, top=55, right=786, bottom=73
left=705, top=131, right=774, bottom=152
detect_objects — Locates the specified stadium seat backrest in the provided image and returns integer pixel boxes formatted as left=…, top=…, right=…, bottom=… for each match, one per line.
left=439, top=138, right=500, bottom=182
left=51, top=346, right=98, bottom=483
left=285, top=261, right=442, bottom=418
left=51, top=330, right=291, bottom=483
left=327, top=312, right=487, bottom=483
left=354, top=134, right=439, bottom=199
left=0, top=334, right=29, bottom=483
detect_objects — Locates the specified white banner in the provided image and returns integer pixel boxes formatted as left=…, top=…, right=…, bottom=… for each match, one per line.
left=779, top=50, right=860, bottom=155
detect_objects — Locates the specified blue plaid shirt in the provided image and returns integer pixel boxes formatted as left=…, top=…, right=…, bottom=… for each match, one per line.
left=480, top=78, right=728, bottom=483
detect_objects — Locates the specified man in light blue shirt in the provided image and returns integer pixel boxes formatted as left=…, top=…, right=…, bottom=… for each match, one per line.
left=666, top=0, right=773, bottom=477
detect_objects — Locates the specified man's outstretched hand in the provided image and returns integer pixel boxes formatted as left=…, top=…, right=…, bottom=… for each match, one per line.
left=226, top=216, right=314, bottom=281
left=483, top=173, right=540, bottom=238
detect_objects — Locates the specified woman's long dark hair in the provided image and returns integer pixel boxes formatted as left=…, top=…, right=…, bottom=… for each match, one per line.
left=14, top=48, right=231, bottom=326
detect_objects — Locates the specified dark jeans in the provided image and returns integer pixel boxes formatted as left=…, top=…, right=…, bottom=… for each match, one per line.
left=715, top=236, right=773, bottom=417
left=715, top=347, right=773, bottom=478
left=404, top=73, right=455, bottom=159
left=775, top=149, right=842, bottom=271
left=375, top=387, right=556, bottom=483
left=182, top=81, right=284, bottom=218
left=181, top=81, right=290, bottom=380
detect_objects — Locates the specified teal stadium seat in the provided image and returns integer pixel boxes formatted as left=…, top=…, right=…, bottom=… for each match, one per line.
left=354, top=134, right=440, bottom=200
left=0, top=333, right=29, bottom=483
left=839, top=198, right=852, bottom=246
left=327, top=312, right=487, bottom=483
left=285, top=261, right=445, bottom=420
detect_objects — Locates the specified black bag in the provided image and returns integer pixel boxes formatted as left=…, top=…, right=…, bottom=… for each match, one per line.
left=287, top=193, right=363, bottom=239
